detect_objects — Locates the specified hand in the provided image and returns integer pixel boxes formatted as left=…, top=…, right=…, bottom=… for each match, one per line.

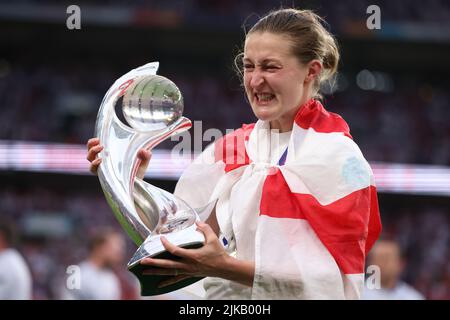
left=86, top=137, right=151, bottom=178
left=140, top=222, right=231, bottom=288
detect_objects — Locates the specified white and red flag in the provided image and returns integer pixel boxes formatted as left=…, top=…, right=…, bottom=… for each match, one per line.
left=175, top=99, right=382, bottom=299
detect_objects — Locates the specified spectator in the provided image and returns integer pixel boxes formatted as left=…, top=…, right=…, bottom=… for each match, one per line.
left=61, top=228, right=126, bottom=300
left=0, top=217, right=33, bottom=300
left=363, top=239, right=425, bottom=300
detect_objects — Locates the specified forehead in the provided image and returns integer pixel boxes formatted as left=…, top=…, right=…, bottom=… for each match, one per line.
left=105, top=233, right=123, bottom=244
left=372, top=241, right=400, bottom=257
left=244, top=32, right=293, bottom=60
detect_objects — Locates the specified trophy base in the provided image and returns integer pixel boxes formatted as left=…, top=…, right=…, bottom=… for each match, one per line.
left=127, top=223, right=205, bottom=296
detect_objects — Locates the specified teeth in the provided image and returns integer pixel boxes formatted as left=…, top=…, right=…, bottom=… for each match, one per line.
left=256, top=93, right=274, bottom=102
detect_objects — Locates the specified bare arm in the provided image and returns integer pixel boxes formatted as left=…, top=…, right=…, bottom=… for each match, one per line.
left=204, top=206, right=220, bottom=237
left=215, top=255, right=255, bottom=287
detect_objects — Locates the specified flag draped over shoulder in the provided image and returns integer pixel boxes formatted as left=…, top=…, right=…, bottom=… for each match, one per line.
left=174, top=99, right=382, bottom=299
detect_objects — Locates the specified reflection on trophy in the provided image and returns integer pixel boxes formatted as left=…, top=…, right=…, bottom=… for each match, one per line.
left=94, top=62, right=205, bottom=295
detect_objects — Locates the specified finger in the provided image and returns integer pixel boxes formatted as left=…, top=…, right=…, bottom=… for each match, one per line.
left=89, top=158, right=102, bottom=174
left=136, top=150, right=151, bottom=179
left=195, top=221, right=217, bottom=243
left=142, top=268, right=182, bottom=276
left=158, top=275, right=191, bottom=289
left=140, top=257, right=189, bottom=270
left=86, top=138, right=100, bottom=151
left=86, top=145, right=104, bottom=162
left=137, top=149, right=152, bottom=162
left=160, top=237, right=197, bottom=260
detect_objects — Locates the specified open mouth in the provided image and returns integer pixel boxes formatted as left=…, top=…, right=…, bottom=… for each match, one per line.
left=254, top=93, right=275, bottom=104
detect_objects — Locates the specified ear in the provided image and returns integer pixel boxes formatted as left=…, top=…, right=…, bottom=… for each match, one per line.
left=304, top=59, right=323, bottom=83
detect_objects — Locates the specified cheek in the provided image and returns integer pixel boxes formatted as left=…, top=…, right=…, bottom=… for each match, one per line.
left=243, top=74, right=251, bottom=93
left=280, top=79, right=303, bottom=105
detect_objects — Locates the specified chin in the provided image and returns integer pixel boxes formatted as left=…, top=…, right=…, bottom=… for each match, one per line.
left=255, top=114, right=274, bottom=122
left=252, top=108, right=276, bottom=122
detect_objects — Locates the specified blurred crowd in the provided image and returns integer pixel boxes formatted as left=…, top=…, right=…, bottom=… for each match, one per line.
left=0, top=63, right=449, bottom=165
left=0, top=187, right=139, bottom=299
left=380, top=205, right=450, bottom=300
left=0, top=187, right=448, bottom=299
left=7, top=0, right=450, bottom=25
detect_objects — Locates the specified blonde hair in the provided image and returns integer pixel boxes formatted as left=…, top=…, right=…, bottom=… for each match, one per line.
left=235, top=8, right=340, bottom=99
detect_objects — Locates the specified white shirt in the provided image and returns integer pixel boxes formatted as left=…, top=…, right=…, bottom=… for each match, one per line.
left=362, top=282, right=425, bottom=300
left=269, top=130, right=292, bottom=165
left=0, top=248, right=32, bottom=300
left=63, top=261, right=121, bottom=300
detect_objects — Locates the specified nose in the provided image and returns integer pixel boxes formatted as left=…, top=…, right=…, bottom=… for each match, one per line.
left=249, top=69, right=264, bottom=88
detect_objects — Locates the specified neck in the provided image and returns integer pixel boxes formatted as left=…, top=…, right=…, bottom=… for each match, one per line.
left=270, top=120, right=293, bottom=133
left=0, top=243, right=8, bottom=252
left=269, top=97, right=313, bottom=133
left=88, top=254, right=105, bottom=269
left=381, top=277, right=398, bottom=290
left=269, top=105, right=298, bottom=132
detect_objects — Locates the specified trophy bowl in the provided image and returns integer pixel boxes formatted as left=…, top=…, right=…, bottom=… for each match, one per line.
left=94, top=62, right=205, bottom=296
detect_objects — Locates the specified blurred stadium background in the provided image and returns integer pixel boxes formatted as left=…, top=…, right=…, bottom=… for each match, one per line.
left=0, top=0, right=449, bottom=299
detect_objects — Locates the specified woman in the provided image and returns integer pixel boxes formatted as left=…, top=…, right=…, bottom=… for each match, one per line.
left=87, top=8, right=381, bottom=299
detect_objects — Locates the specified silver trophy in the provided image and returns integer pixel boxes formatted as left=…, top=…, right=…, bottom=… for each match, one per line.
left=94, top=62, right=205, bottom=295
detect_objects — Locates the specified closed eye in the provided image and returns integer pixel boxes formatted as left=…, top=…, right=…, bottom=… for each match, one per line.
left=263, top=65, right=280, bottom=71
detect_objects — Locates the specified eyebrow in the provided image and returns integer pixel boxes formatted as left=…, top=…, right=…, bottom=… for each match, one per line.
left=242, top=57, right=282, bottom=65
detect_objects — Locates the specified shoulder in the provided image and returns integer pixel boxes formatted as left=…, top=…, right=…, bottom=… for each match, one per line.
left=293, top=100, right=367, bottom=165
left=0, top=249, right=27, bottom=268
left=396, top=282, right=425, bottom=300
left=0, top=249, right=31, bottom=284
left=295, top=99, right=352, bottom=139
left=78, top=262, right=119, bottom=288
left=221, top=123, right=255, bottom=141
left=213, top=123, right=255, bottom=168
